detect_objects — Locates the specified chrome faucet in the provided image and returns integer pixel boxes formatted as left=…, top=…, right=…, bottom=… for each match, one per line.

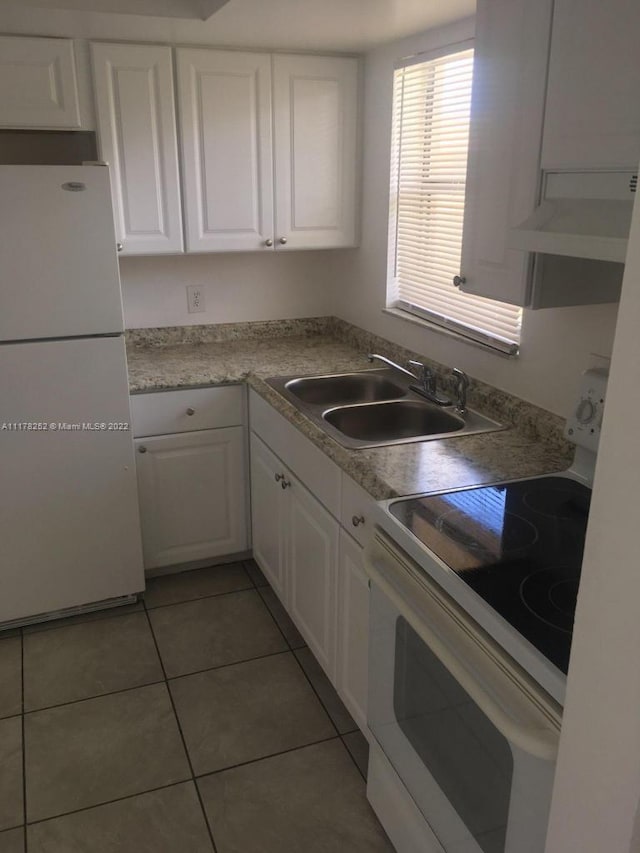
left=452, top=368, right=470, bottom=414
left=367, top=353, right=418, bottom=381
left=368, top=354, right=451, bottom=406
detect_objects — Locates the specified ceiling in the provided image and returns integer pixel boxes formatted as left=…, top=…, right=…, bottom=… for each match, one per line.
left=0, top=0, right=476, bottom=52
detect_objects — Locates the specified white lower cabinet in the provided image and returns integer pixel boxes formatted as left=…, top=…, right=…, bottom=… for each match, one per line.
left=337, top=529, right=369, bottom=731
left=250, top=432, right=288, bottom=601
left=135, top=427, right=248, bottom=570
left=132, top=386, right=248, bottom=571
left=287, top=475, right=339, bottom=680
left=249, top=396, right=372, bottom=733
left=250, top=432, right=338, bottom=679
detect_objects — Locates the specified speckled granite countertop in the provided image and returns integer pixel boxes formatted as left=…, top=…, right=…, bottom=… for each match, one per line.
left=127, top=319, right=571, bottom=500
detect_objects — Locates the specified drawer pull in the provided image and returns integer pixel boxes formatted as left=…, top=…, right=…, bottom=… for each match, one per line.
left=186, top=407, right=195, bottom=416
left=138, top=445, right=147, bottom=454
left=352, top=515, right=365, bottom=527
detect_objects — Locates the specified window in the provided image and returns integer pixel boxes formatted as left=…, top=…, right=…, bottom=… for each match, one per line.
left=388, top=45, right=522, bottom=355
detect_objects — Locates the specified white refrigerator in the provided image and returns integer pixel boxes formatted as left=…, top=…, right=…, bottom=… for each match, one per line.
left=0, top=165, right=144, bottom=626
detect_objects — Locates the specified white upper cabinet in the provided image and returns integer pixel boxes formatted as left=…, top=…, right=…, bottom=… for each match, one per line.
left=542, top=0, right=640, bottom=171
left=177, top=49, right=274, bottom=253
left=90, top=42, right=359, bottom=255
left=177, top=49, right=359, bottom=253
left=272, top=54, right=359, bottom=250
left=0, top=36, right=81, bottom=129
left=460, top=0, right=553, bottom=306
left=91, top=42, right=184, bottom=255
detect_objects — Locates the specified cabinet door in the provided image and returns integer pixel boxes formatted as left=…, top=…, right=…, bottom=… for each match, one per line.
left=177, top=48, right=274, bottom=252
left=135, top=427, right=247, bottom=570
left=272, top=54, right=359, bottom=250
left=91, top=43, right=184, bottom=255
left=337, top=530, right=370, bottom=732
left=287, top=475, right=339, bottom=680
left=0, top=36, right=80, bottom=129
left=542, top=0, right=640, bottom=170
left=460, top=0, right=552, bottom=305
left=249, top=433, right=287, bottom=600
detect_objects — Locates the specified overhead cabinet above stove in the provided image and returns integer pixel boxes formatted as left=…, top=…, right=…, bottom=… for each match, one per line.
left=460, top=0, right=640, bottom=310
left=91, top=42, right=359, bottom=256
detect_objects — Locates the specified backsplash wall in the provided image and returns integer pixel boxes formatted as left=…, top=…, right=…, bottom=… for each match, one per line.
left=119, top=252, right=339, bottom=329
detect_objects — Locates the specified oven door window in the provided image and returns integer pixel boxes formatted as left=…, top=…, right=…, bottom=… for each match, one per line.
left=372, top=611, right=515, bottom=853
left=397, top=616, right=513, bottom=851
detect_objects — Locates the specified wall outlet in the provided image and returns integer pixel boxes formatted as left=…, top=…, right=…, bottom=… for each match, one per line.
left=186, top=285, right=205, bottom=314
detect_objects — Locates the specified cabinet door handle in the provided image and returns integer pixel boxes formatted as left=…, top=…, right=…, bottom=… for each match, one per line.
left=117, top=242, right=124, bottom=252
left=275, top=473, right=284, bottom=482
left=186, top=407, right=195, bottom=416
left=453, top=274, right=466, bottom=287
left=138, top=446, right=147, bottom=454
left=264, top=238, right=274, bottom=247
left=281, top=478, right=291, bottom=490
left=352, top=515, right=365, bottom=527
left=278, top=237, right=287, bottom=245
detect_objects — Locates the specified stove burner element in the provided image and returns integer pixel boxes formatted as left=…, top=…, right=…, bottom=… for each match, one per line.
left=519, top=567, right=579, bottom=633
left=522, top=486, right=589, bottom=521
left=435, top=509, right=539, bottom=557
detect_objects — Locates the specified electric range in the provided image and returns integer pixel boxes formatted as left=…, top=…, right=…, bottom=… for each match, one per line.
left=373, top=367, right=607, bottom=705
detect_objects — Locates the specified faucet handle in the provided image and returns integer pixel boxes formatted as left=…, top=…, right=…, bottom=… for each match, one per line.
left=452, top=368, right=469, bottom=414
left=408, top=359, right=425, bottom=378
left=409, top=361, right=437, bottom=394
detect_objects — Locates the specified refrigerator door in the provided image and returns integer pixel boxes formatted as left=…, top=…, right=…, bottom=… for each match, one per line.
left=0, top=165, right=124, bottom=342
left=0, top=336, right=144, bottom=624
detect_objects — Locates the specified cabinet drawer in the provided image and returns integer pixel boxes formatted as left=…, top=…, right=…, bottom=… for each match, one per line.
left=131, top=386, right=244, bottom=437
left=341, top=475, right=375, bottom=547
left=249, top=389, right=341, bottom=516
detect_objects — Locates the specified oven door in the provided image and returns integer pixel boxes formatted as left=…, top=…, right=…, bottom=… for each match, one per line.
left=366, top=529, right=561, bottom=853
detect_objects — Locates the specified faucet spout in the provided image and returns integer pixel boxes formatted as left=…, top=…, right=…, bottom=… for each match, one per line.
left=367, top=353, right=418, bottom=381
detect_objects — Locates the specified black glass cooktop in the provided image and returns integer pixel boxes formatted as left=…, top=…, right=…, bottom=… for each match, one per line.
left=389, top=476, right=591, bottom=674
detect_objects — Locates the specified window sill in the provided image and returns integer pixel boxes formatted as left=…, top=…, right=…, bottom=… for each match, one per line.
left=382, top=307, right=519, bottom=358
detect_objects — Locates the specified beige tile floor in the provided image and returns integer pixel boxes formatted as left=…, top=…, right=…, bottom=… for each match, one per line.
left=0, top=560, right=393, bottom=853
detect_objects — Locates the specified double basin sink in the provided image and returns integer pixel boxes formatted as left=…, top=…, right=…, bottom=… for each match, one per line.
left=267, top=368, right=503, bottom=449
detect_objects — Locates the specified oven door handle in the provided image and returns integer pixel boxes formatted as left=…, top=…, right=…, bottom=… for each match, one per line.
left=366, top=530, right=561, bottom=761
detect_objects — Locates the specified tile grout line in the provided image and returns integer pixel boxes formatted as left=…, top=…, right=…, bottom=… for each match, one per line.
left=21, top=644, right=294, bottom=717
left=142, top=600, right=219, bottom=853
left=144, top=581, right=256, bottom=613
left=244, top=561, right=356, bottom=743
left=193, top=733, right=341, bottom=781
left=20, top=627, right=28, bottom=852
left=21, top=733, right=347, bottom=831
left=290, top=649, right=344, bottom=739
left=18, top=560, right=255, bottom=639
left=24, top=779, right=194, bottom=829
left=339, top=733, right=368, bottom=782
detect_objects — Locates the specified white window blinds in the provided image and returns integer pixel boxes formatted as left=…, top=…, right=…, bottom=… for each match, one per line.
left=389, top=46, right=522, bottom=355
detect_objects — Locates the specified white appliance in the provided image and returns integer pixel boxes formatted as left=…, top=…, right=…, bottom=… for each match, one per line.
left=363, top=369, right=607, bottom=853
left=0, top=165, right=144, bottom=627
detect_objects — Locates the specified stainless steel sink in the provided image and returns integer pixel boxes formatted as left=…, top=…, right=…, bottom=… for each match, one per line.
left=323, top=400, right=465, bottom=442
left=285, top=373, right=405, bottom=406
left=267, top=368, right=504, bottom=449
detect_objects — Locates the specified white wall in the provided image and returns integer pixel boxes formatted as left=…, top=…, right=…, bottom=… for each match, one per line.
left=119, top=252, right=336, bottom=328
left=328, top=19, right=621, bottom=418
left=544, top=170, right=640, bottom=853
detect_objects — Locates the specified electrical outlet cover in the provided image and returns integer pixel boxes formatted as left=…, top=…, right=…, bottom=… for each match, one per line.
left=186, top=284, right=205, bottom=314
